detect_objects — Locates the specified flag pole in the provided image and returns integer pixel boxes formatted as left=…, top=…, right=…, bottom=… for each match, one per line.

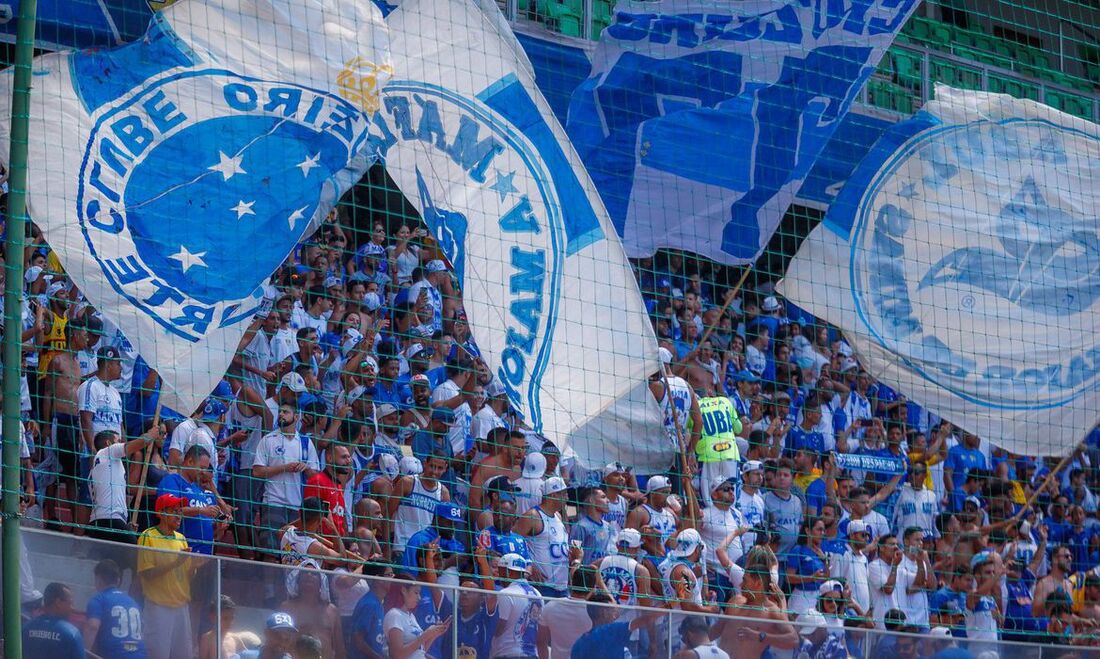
left=3, top=0, right=40, bottom=654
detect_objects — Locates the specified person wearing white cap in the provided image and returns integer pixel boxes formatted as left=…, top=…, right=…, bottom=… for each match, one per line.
left=658, top=529, right=716, bottom=613
left=511, top=452, right=546, bottom=516
left=389, top=452, right=451, bottom=557
left=700, top=478, right=749, bottom=603
left=793, top=609, right=846, bottom=659
left=263, top=371, right=307, bottom=432
left=601, top=462, right=634, bottom=534
left=626, top=475, right=679, bottom=548
left=253, top=402, right=320, bottom=555
left=828, top=519, right=873, bottom=614
left=488, top=553, right=544, bottom=658
left=599, top=529, right=652, bottom=612
left=736, top=460, right=766, bottom=548
left=650, top=346, right=702, bottom=461
left=514, top=476, right=575, bottom=598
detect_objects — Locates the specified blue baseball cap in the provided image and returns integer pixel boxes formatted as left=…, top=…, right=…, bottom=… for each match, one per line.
left=210, top=379, right=233, bottom=401
left=435, top=502, right=464, bottom=523
left=735, top=370, right=760, bottom=383
left=199, top=398, right=227, bottom=422
left=266, top=611, right=298, bottom=632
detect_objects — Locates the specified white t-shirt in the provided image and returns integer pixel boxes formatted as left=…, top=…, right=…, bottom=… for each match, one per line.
left=89, top=443, right=129, bottom=522
left=491, top=581, right=543, bottom=658
left=895, top=554, right=929, bottom=628
left=830, top=547, right=870, bottom=613
left=540, top=598, right=591, bottom=658
left=431, top=379, right=471, bottom=455
left=470, top=405, right=504, bottom=441
left=271, top=327, right=298, bottom=364
left=253, top=431, right=320, bottom=507
left=279, top=527, right=318, bottom=566
left=290, top=307, right=327, bottom=335
left=174, top=422, right=219, bottom=471
left=745, top=344, right=766, bottom=375
left=78, top=377, right=123, bottom=437
left=383, top=608, right=425, bottom=659
left=170, top=418, right=198, bottom=456
left=240, top=330, right=273, bottom=398
left=701, top=505, right=746, bottom=571
left=867, top=558, right=898, bottom=629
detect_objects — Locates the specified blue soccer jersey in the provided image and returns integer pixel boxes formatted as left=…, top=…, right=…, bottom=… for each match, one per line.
left=85, top=588, right=147, bottom=658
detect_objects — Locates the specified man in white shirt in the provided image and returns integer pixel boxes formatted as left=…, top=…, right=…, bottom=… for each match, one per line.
left=431, top=359, right=473, bottom=458
left=470, top=379, right=507, bottom=442
left=867, top=532, right=901, bottom=629
left=290, top=286, right=332, bottom=336
left=253, top=403, right=320, bottom=559
left=87, top=426, right=161, bottom=543
left=168, top=399, right=225, bottom=472
left=893, top=462, right=940, bottom=539
left=490, top=553, right=544, bottom=658
left=735, top=460, right=766, bottom=548
left=744, top=324, right=769, bottom=377
left=828, top=519, right=871, bottom=614
left=78, top=346, right=124, bottom=456
left=270, top=295, right=298, bottom=363
left=408, top=260, right=447, bottom=332
left=895, top=526, right=934, bottom=629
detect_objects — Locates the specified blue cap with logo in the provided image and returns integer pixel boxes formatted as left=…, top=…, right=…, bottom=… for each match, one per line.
left=435, top=502, right=464, bottom=523
left=266, top=611, right=298, bottom=632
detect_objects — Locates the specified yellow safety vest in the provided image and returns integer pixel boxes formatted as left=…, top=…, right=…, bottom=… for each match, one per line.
left=696, top=396, right=741, bottom=463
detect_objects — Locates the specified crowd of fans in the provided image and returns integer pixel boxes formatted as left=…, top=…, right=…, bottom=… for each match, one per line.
left=3, top=207, right=1100, bottom=659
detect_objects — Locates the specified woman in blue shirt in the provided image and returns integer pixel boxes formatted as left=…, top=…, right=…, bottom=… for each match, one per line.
left=786, top=516, right=829, bottom=615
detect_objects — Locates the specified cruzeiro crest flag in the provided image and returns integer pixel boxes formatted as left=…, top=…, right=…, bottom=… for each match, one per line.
left=779, top=86, right=1100, bottom=457
left=567, top=0, right=920, bottom=265
left=381, top=0, right=668, bottom=469
left=0, top=0, right=391, bottom=414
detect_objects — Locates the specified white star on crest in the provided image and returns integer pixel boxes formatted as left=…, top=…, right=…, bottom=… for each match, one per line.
left=232, top=200, right=256, bottom=220
left=169, top=245, right=208, bottom=273
left=288, top=206, right=308, bottom=230
left=208, top=151, right=246, bottom=181
left=296, top=153, right=321, bottom=177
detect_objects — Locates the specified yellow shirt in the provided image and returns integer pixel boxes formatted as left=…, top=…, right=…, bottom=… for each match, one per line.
left=794, top=468, right=822, bottom=493
left=137, top=527, right=192, bottom=608
left=36, top=311, right=67, bottom=379
left=907, top=451, right=942, bottom=490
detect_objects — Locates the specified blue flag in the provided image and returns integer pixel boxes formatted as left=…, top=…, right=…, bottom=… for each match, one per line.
left=780, top=86, right=1100, bottom=457
left=566, top=0, right=919, bottom=265
left=0, top=0, right=391, bottom=414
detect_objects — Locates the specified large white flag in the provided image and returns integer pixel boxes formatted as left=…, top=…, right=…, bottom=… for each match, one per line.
left=383, top=0, right=668, bottom=468
left=0, top=0, right=390, bottom=414
left=780, top=86, right=1100, bottom=456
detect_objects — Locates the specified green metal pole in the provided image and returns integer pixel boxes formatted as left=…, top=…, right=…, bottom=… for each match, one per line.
left=3, top=0, right=38, bottom=655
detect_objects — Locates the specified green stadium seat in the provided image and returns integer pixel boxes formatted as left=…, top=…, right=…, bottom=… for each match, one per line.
left=591, top=0, right=612, bottom=37
left=1046, top=89, right=1095, bottom=119
left=868, top=78, right=914, bottom=114
left=892, top=48, right=923, bottom=89
left=907, top=17, right=932, bottom=42
left=929, top=22, right=953, bottom=46
left=987, top=73, right=1039, bottom=100
left=931, top=56, right=982, bottom=90
left=545, top=0, right=583, bottom=36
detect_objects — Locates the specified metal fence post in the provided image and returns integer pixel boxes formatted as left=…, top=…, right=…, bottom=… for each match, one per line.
left=1, top=0, right=39, bottom=655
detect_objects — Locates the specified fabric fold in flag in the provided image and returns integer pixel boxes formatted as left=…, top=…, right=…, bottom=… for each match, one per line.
left=381, top=0, right=668, bottom=469
left=779, top=86, right=1100, bottom=457
left=0, top=0, right=391, bottom=415
left=566, top=0, right=920, bottom=265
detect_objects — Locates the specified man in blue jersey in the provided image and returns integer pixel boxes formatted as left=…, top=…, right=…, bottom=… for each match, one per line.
left=481, top=493, right=530, bottom=560
left=570, top=592, right=661, bottom=658
left=83, top=559, right=146, bottom=658
left=401, top=501, right=466, bottom=576
left=157, top=445, right=221, bottom=555
left=348, top=563, right=394, bottom=659
left=23, top=582, right=85, bottom=659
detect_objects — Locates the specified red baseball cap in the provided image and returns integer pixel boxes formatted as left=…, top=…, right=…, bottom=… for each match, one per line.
left=155, top=494, right=187, bottom=513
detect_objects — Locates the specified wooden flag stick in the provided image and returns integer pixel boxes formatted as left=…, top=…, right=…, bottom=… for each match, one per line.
left=129, top=399, right=164, bottom=529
